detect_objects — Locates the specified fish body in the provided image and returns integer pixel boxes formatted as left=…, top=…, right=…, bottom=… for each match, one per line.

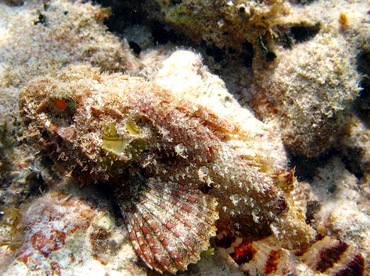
left=19, top=64, right=319, bottom=273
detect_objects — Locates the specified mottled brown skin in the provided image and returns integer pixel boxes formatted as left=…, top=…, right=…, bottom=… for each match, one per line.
left=19, top=65, right=315, bottom=273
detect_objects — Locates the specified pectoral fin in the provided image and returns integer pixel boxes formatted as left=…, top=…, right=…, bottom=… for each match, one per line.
left=121, top=178, right=219, bottom=274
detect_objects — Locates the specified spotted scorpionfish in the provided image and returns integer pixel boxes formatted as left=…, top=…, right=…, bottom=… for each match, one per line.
left=19, top=65, right=365, bottom=274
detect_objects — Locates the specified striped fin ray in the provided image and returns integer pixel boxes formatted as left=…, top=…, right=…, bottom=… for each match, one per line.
left=216, top=234, right=366, bottom=275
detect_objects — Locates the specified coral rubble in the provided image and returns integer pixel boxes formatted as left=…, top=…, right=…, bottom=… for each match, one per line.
left=250, top=0, right=368, bottom=157
left=149, top=0, right=290, bottom=51
left=3, top=187, right=147, bottom=275
left=311, top=157, right=370, bottom=271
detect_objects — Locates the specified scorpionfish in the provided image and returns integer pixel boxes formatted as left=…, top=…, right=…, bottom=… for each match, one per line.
left=19, top=64, right=321, bottom=274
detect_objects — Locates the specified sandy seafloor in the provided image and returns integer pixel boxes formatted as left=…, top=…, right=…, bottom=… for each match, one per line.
left=0, top=0, right=369, bottom=275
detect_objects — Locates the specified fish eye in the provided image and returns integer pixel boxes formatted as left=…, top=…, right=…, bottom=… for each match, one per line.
left=46, top=95, right=76, bottom=126
left=53, top=98, right=67, bottom=111
left=48, top=95, right=76, bottom=114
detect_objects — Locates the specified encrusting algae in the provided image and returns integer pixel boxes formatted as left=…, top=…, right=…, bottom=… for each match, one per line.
left=18, top=64, right=365, bottom=274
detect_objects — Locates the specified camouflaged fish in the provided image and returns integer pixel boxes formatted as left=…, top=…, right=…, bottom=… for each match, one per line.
left=19, top=64, right=351, bottom=274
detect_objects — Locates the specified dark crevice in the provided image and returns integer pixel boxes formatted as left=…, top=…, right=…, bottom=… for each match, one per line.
left=150, top=22, right=182, bottom=45
left=341, top=152, right=364, bottom=179
left=3, top=0, right=25, bottom=6
left=288, top=0, right=317, bottom=5
left=288, top=149, right=336, bottom=181
left=128, top=41, right=142, bottom=55
left=352, top=50, right=370, bottom=125
left=289, top=23, right=321, bottom=44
